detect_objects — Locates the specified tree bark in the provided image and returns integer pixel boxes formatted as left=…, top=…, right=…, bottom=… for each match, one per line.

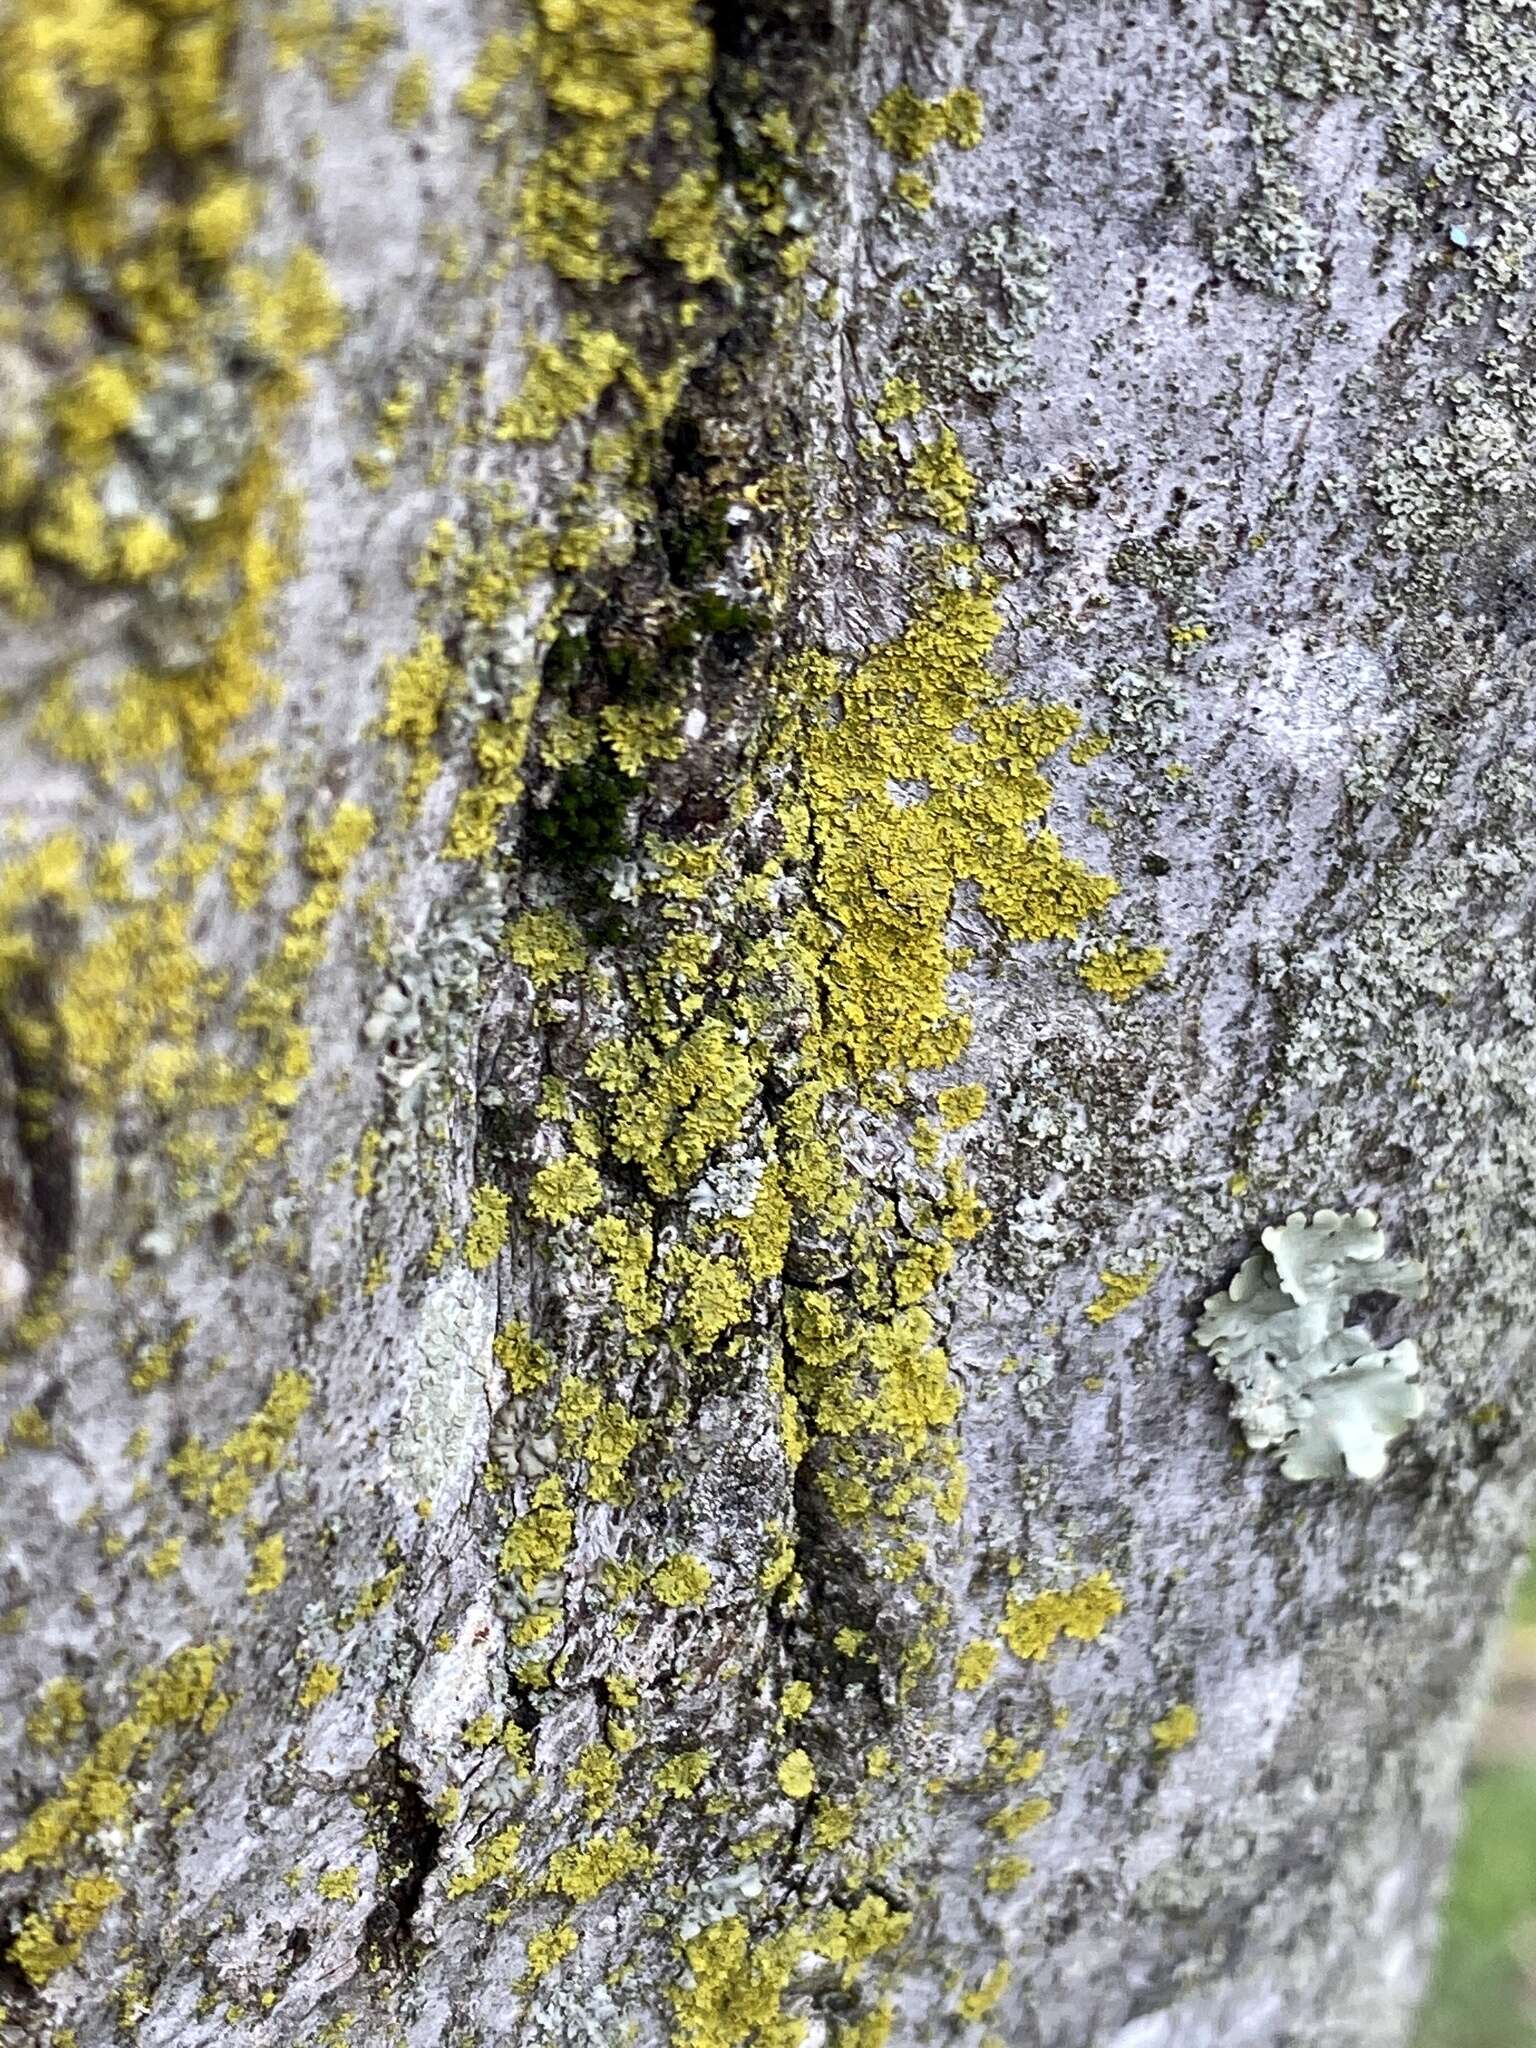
left=3, top=3, right=1535, bottom=2046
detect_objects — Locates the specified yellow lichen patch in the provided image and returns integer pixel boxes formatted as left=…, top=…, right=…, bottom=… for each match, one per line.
left=982, top=1734, right=1044, bottom=1786
left=651, top=168, right=731, bottom=282
left=495, top=1321, right=556, bottom=1394
left=542, top=1825, right=651, bottom=1902
left=775, top=584, right=1114, bottom=1092
left=446, top=1822, right=524, bottom=1899
left=672, top=1899, right=909, bottom=2048
left=601, top=697, right=686, bottom=776
left=955, top=1961, right=1009, bottom=2022
left=529, top=1157, right=605, bottom=1223
left=464, top=1184, right=511, bottom=1269
left=668, top=1248, right=751, bottom=1355
left=500, top=1476, right=574, bottom=1592
left=555, top=1380, right=644, bottom=1502
left=297, top=1661, right=341, bottom=1711
left=999, top=1573, right=1124, bottom=1664
left=1, top=1645, right=222, bottom=1877
left=381, top=631, right=458, bottom=807
left=874, top=376, right=925, bottom=424
left=390, top=50, right=432, bottom=126
left=988, top=1796, right=1051, bottom=1841
left=167, top=1370, right=312, bottom=1523
left=245, top=1533, right=286, bottom=1597
left=512, top=0, right=716, bottom=289
left=907, top=427, right=974, bottom=532
left=520, top=1919, right=579, bottom=1987
left=507, top=909, right=586, bottom=987
left=442, top=679, right=541, bottom=861
left=1085, top=1261, right=1159, bottom=1325
left=7, top=1873, right=121, bottom=1989
left=935, top=1084, right=986, bottom=1130
left=567, top=1739, right=622, bottom=1819
left=457, top=26, right=526, bottom=126
left=652, top=1553, right=712, bottom=1608
left=1151, top=1702, right=1198, bottom=1752
left=670, top=1914, right=809, bottom=2048
left=985, top=1854, right=1032, bottom=1894
left=868, top=85, right=984, bottom=163
left=317, top=1863, right=360, bottom=1902
left=893, top=170, right=933, bottom=213
left=656, top=1749, right=712, bottom=1798
left=587, top=1019, right=759, bottom=1197
left=777, top=1749, right=815, bottom=1800
left=954, top=1640, right=998, bottom=1692
left=1078, top=941, right=1167, bottom=1003
left=25, top=1678, right=87, bottom=1754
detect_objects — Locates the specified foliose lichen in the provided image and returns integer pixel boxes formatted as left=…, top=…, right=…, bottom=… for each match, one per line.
left=1195, top=1207, right=1427, bottom=1481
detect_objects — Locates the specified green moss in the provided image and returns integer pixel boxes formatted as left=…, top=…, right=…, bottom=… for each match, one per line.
left=527, top=755, right=642, bottom=874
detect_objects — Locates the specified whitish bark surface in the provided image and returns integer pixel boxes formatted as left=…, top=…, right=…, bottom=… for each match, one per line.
left=3, top=4, right=1536, bottom=2047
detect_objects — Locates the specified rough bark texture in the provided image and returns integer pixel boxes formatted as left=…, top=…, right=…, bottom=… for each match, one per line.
left=3, top=4, right=1536, bottom=2047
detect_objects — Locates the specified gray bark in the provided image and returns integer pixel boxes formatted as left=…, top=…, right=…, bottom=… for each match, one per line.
left=2, top=4, right=1535, bottom=2047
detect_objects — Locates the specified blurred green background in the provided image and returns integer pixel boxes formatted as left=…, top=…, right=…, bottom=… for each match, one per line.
left=1417, top=1563, right=1536, bottom=2048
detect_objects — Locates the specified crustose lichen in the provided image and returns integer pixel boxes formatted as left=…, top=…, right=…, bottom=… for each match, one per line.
left=1195, top=1208, right=1427, bottom=1481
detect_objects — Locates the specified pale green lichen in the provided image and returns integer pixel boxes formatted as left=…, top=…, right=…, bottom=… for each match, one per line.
left=1195, top=1207, right=1427, bottom=1481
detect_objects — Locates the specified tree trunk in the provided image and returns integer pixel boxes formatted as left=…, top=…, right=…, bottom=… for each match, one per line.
left=3, top=3, right=1534, bottom=2046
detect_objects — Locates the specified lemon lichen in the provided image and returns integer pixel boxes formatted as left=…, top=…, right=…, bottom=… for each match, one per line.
left=464, top=1184, right=512, bottom=1270
left=999, top=1573, right=1124, bottom=1663
left=1078, top=941, right=1168, bottom=1003
left=1085, top=1262, right=1159, bottom=1325
left=652, top=1553, right=713, bottom=1608
left=1151, top=1702, right=1199, bottom=1752
left=868, top=85, right=984, bottom=164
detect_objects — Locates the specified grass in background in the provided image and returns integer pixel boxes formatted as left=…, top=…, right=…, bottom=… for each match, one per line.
left=1417, top=1565, right=1536, bottom=2048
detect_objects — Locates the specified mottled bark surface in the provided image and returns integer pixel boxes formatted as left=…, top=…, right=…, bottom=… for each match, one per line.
left=3, top=4, right=1536, bottom=2047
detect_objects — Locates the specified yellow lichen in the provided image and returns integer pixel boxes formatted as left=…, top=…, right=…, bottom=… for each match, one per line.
left=777, top=1749, right=815, bottom=1800
left=520, top=1920, right=578, bottom=1986
left=954, top=1640, right=998, bottom=1691
left=1151, top=1702, right=1199, bottom=1752
left=1078, top=941, right=1167, bottom=1003
left=989, top=1797, right=1051, bottom=1841
left=381, top=631, right=457, bottom=806
left=874, top=376, right=925, bottom=424
left=656, top=1749, right=713, bottom=1798
left=464, top=1184, right=511, bottom=1269
left=390, top=50, right=432, bottom=127
left=245, top=1534, right=286, bottom=1596
left=908, top=427, right=975, bottom=533
left=513, top=0, right=716, bottom=289
left=542, top=1825, right=651, bottom=1902
left=955, top=1962, right=1009, bottom=2022
left=1085, top=1261, right=1159, bottom=1325
left=167, top=1370, right=312, bottom=1523
left=297, top=1662, right=341, bottom=1711
left=25, top=1679, right=87, bottom=1754
left=446, top=1823, right=523, bottom=1899
left=529, top=1157, right=605, bottom=1223
left=868, top=85, right=984, bottom=163
left=651, top=1553, right=712, bottom=1608
left=507, top=909, right=586, bottom=987
left=8, top=1873, right=122, bottom=1988
left=2, top=1646, right=222, bottom=1881
left=999, top=1574, right=1124, bottom=1664
left=500, top=1476, right=574, bottom=1592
